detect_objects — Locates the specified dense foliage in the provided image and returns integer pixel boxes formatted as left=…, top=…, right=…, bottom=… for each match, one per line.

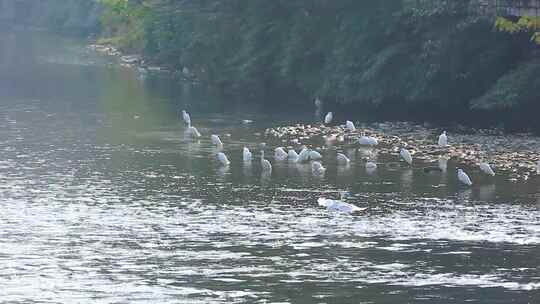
left=97, top=1, right=540, bottom=128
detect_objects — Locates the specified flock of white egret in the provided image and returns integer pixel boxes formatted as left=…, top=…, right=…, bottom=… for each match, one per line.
left=181, top=109, right=540, bottom=212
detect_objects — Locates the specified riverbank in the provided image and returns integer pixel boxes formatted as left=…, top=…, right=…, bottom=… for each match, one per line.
left=264, top=121, right=540, bottom=181
left=92, top=1, right=540, bottom=132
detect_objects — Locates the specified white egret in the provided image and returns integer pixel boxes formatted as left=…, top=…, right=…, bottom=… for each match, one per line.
left=216, top=152, right=230, bottom=166
left=243, top=147, right=252, bottom=162
left=274, top=147, right=288, bottom=161
left=479, top=162, right=495, bottom=176
left=288, top=149, right=299, bottom=161
left=186, top=122, right=201, bottom=138
left=457, top=169, right=472, bottom=186
left=297, top=148, right=311, bottom=163
left=309, top=150, right=323, bottom=161
left=181, top=110, right=191, bottom=125
left=324, top=112, right=333, bottom=124
left=400, top=148, right=413, bottom=165
left=438, top=131, right=448, bottom=147
left=317, top=197, right=364, bottom=214
left=261, top=150, right=272, bottom=173
left=311, top=161, right=326, bottom=175
left=345, top=120, right=356, bottom=132
left=365, top=161, right=377, bottom=170
left=358, top=134, right=378, bottom=146
left=211, top=134, right=223, bottom=146
left=337, top=153, right=350, bottom=165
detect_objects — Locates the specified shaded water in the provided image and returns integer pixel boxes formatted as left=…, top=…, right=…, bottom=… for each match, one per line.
left=0, top=30, right=539, bottom=303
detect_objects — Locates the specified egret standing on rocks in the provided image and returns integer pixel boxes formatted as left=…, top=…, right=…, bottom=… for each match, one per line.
left=400, top=148, right=413, bottom=166
left=479, top=162, right=495, bottom=176
left=457, top=168, right=473, bottom=186
left=243, top=147, right=252, bottom=162
left=438, top=131, right=448, bottom=147
left=261, top=150, right=272, bottom=173
left=216, top=152, right=230, bottom=166
left=181, top=110, right=191, bottom=125
left=345, top=120, right=356, bottom=132
left=358, top=134, right=378, bottom=146
left=324, top=112, right=333, bottom=125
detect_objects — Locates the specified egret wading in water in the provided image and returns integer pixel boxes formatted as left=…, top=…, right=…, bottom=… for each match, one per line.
left=260, top=150, right=272, bottom=173
left=438, top=131, right=448, bottom=147
left=479, top=162, right=495, bottom=176
left=345, top=120, right=356, bottom=132
left=336, top=153, right=350, bottom=165
left=297, top=148, right=311, bottom=163
left=211, top=134, right=223, bottom=146
left=309, top=150, right=322, bottom=161
left=243, top=147, right=252, bottom=162
left=186, top=122, right=201, bottom=138
left=288, top=149, right=299, bottom=162
left=311, top=161, right=326, bottom=175
left=457, top=169, right=473, bottom=186
left=216, top=152, right=230, bottom=166
left=181, top=110, right=191, bottom=125
left=324, top=112, right=333, bottom=125
left=365, top=161, right=377, bottom=170
left=274, top=147, right=288, bottom=161
left=317, top=197, right=364, bottom=214
left=400, top=148, right=413, bottom=166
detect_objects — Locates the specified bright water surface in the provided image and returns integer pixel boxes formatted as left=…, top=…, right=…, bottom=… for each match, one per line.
left=0, top=30, right=539, bottom=304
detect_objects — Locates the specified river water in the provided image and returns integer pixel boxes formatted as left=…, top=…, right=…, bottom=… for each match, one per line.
left=0, top=30, right=539, bottom=304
